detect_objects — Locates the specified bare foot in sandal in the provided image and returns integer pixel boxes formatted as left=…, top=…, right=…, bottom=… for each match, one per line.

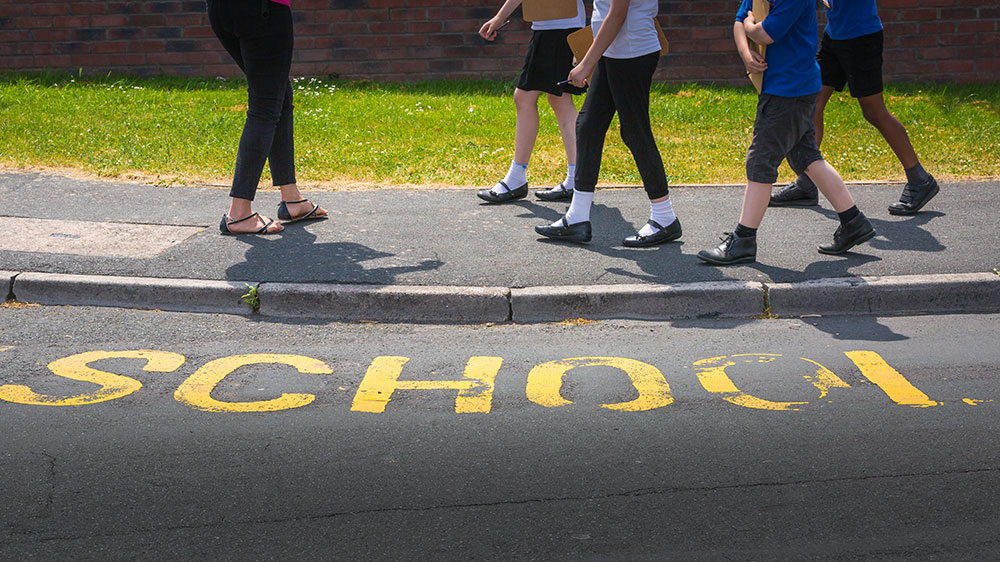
left=278, top=184, right=328, bottom=223
left=220, top=212, right=284, bottom=235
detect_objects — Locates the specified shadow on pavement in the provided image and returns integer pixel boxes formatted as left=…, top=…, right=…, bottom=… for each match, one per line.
left=224, top=223, right=444, bottom=284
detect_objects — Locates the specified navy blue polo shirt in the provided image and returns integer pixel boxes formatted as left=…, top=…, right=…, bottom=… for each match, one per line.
left=824, top=0, right=883, bottom=40
left=736, top=0, right=821, bottom=97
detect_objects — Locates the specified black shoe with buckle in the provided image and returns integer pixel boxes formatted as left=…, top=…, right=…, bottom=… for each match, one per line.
left=818, top=214, right=876, bottom=255
left=535, top=181, right=574, bottom=202
left=623, top=218, right=682, bottom=247
left=534, top=216, right=592, bottom=244
left=477, top=181, right=528, bottom=204
left=888, top=176, right=939, bottom=216
left=769, top=175, right=819, bottom=207
left=697, top=232, right=757, bottom=265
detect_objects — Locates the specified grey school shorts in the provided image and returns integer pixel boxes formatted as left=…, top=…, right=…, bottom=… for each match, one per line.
left=746, top=93, right=824, bottom=184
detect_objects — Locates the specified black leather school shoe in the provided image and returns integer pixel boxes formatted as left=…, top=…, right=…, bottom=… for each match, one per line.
left=818, top=214, right=876, bottom=254
left=622, top=218, right=682, bottom=247
left=769, top=176, right=819, bottom=207
left=535, top=182, right=574, bottom=202
left=477, top=181, right=528, bottom=204
left=697, top=232, right=757, bottom=265
left=888, top=176, right=939, bottom=216
left=534, top=216, right=592, bottom=244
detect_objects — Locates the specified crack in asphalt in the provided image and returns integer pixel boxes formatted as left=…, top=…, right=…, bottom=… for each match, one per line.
left=7, top=465, right=998, bottom=544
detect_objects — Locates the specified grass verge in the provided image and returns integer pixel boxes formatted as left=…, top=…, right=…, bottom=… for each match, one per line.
left=2, top=73, right=998, bottom=188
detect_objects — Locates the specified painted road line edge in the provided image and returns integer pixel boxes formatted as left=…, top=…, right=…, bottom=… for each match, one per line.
left=5, top=271, right=1000, bottom=322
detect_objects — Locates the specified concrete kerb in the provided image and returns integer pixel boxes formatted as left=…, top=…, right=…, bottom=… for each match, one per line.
left=767, top=272, right=1000, bottom=317
left=511, top=281, right=766, bottom=322
left=256, top=283, right=511, bottom=323
left=4, top=271, right=1000, bottom=322
left=1, top=270, right=17, bottom=300
left=12, top=272, right=253, bottom=315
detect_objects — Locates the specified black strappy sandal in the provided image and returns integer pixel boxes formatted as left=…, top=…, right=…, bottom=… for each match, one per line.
left=219, top=212, right=281, bottom=235
left=277, top=199, right=327, bottom=223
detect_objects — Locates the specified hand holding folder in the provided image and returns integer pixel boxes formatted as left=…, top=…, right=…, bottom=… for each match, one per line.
left=747, top=0, right=770, bottom=93
left=565, top=19, right=670, bottom=85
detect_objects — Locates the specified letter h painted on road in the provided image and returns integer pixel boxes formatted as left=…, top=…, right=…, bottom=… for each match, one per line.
left=351, top=356, right=502, bottom=414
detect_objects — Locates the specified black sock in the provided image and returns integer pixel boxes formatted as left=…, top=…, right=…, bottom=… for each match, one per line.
left=837, top=206, right=861, bottom=225
left=734, top=223, right=757, bottom=238
left=904, top=162, right=931, bottom=186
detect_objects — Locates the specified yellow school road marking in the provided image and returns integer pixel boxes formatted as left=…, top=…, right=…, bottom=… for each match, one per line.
left=175, top=354, right=333, bottom=413
left=351, top=356, right=501, bottom=414
left=0, top=350, right=992, bottom=413
left=526, top=357, right=673, bottom=412
left=692, top=354, right=852, bottom=411
left=844, top=351, right=939, bottom=408
left=0, top=350, right=185, bottom=406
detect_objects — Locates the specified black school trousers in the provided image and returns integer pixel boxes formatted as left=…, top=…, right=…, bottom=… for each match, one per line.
left=207, top=0, right=296, bottom=201
left=574, top=51, right=669, bottom=200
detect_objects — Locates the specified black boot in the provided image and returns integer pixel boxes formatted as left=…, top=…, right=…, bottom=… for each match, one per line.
left=818, top=214, right=876, bottom=255
left=769, top=175, right=819, bottom=207
left=888, top=176, right=939, bottom=216
left=697, top=232, right=757, bottom=265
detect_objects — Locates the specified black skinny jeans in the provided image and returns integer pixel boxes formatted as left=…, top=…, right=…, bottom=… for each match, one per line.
left=207, top=0, right=295, bottom=201
left=574, top=51, right=669, bottom=200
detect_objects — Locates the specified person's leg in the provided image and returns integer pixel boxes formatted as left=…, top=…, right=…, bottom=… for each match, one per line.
left=791, top=103, right=876, bottom=255
left=856, top=93, right=917, bottom=168
left=813, top=86, right=835, bottom=147
left=547, top=92, right=578, bottom=192
left=219, top=3, right=294, bottom=233
left=605, top=53, right=669, bottom=203
left=602, top=53, right=680, bottom=245
left=699, top=94, right=793, bottom=265
left=843, top=30, right=938, bottom=213
left=268, top=78, right=328, bottom=221
left=564, top=57, right=615, bottom=225
left=534, top=59, right=614, bottom=242
left=509, top=88, right=542, bottom=184
left=771, top=30, right=844, bottom=208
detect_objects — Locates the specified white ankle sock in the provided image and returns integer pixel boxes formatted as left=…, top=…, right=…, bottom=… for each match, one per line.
left=557, top=189, right=594, bottom=226
left=639, top=198, right=676, bottom=236
left=563, top=164, right=576, bottom=190
left=495, top=161, right=528, bottom=193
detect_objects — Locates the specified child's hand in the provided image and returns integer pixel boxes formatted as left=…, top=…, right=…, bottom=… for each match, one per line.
left=742, top=50, right=767, bottom=73
left=567, top=62, right=590, bottom=88
left=744, top=11, right=757, bottom=27
left=479, top=18, right=502, bottom=41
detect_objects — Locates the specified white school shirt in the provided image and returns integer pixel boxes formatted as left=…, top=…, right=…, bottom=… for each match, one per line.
left=592, top=0, right=660, bottom=59
left=530, top=0, right=586, bottom=30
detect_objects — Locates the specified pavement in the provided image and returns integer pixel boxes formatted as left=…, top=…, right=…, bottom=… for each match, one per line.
left=1, top=170, right=998, bottom=322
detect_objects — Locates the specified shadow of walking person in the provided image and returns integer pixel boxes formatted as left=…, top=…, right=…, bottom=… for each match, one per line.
left=224, top=224, right=444, bottom=284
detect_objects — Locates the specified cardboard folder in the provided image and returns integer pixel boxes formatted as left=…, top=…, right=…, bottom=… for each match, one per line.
left=565, top=18, right=670, bottom=80
left=747, top=0, right=770, bottom=93
left=522, top=0, right=578, bottom=22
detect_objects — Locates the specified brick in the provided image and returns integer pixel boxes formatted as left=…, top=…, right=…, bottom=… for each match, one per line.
left=33, top=4, right=69, bottom=16
left=69, top=3, right=107, bottom=15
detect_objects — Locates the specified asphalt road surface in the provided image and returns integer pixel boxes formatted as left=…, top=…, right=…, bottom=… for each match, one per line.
left=2, top=306, right=998, bottom=561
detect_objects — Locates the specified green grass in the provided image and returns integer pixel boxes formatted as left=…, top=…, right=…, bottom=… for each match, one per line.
left=1, top=73, right=998, bottom=188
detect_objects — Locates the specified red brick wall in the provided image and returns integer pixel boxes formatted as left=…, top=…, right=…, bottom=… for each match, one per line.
left=1, top=1, right=997, bottom=84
